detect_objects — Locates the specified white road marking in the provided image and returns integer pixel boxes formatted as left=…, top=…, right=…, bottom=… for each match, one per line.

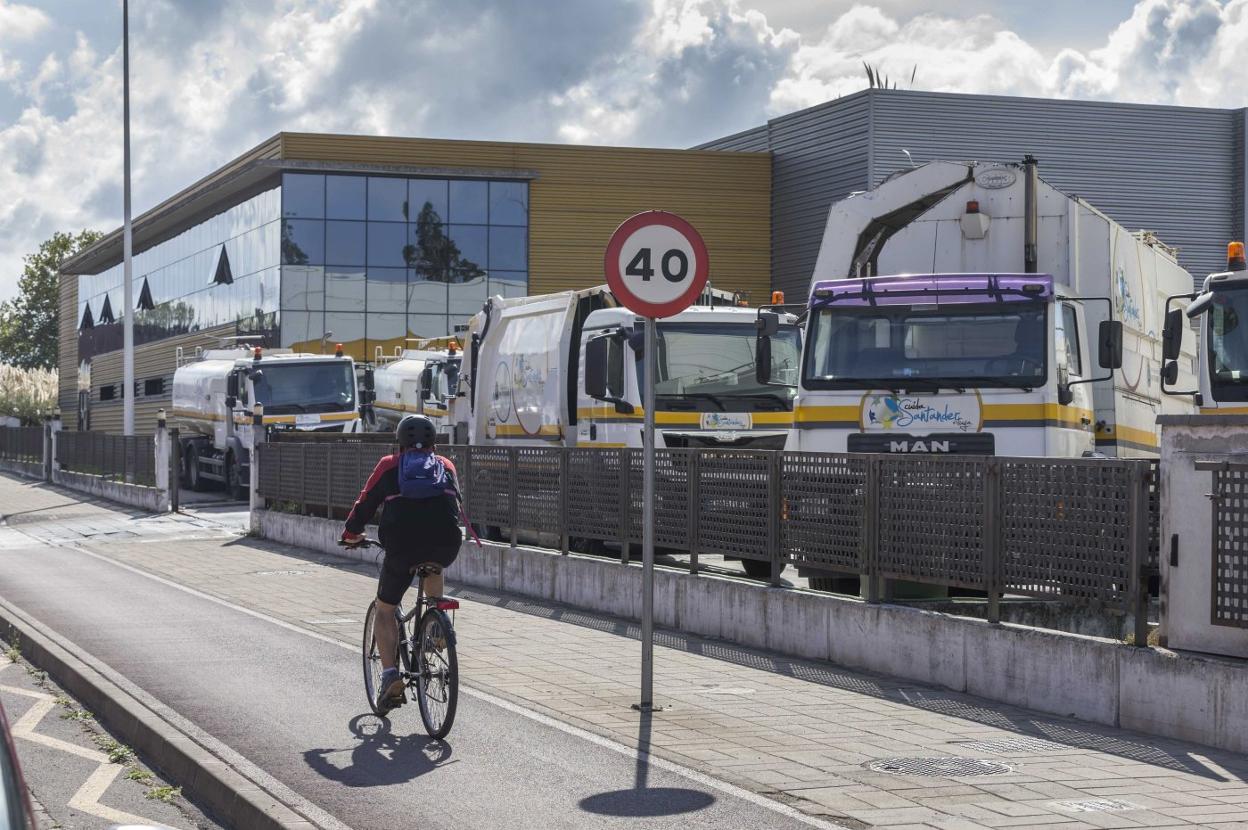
left=66, top=544, right=845, bottom=829
left=69, top=763, right=174, bottom=828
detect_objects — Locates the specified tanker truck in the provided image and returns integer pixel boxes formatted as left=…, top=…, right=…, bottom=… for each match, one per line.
left=171, top=343, right=365, bottom=499
left=370, top=339, right=462, bottom=439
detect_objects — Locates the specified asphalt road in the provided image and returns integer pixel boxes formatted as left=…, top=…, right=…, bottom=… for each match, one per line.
left=0, top=536, right=817, bottom=829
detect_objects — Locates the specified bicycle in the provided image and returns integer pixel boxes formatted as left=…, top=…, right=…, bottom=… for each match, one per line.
left=340, top=539, right=460, bottom=739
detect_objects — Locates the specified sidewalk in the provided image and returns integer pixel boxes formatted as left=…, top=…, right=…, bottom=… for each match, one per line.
left=3, top=474, right=1248, bottom=829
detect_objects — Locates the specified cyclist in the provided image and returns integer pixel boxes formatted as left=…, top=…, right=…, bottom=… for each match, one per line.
left=341, top=414, right=462, bottom=713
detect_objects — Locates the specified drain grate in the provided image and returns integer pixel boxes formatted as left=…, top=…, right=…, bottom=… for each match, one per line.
left=956, top=737, right=1066, bottom=755
left=868, top=757, right=1013, bottom=777
left=1051, top=798, right=1140, bottom=813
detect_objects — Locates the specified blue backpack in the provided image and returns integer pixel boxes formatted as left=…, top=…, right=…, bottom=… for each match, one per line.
left=398, top=451, right=453, bottom=500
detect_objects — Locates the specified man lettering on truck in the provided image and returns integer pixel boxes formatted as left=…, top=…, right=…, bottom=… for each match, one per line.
left=341, top=414, right=463, bottom=713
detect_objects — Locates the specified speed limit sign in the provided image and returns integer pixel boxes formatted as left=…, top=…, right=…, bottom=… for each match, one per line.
left=604, top=211, right=709, bottom=318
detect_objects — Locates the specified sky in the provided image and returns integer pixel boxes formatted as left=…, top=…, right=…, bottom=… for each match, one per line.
left=0, top=0, right=1242, bottom=301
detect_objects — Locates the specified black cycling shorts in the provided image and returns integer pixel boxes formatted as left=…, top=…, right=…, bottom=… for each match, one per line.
left=376, top=543, right=460, bottom=606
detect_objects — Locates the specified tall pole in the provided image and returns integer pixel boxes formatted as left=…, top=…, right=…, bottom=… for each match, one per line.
left=639, top=316, right=657, bottom=710
left=121, top=0, right=135, bottom=435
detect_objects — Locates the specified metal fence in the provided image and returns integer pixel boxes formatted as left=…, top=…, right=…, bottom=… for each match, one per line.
left=0, top=426, right=43, bottom=462
left=55, top=431, right=156, bottom=487
left=258, top=442, right=1155, bottom=626
left=1202, top=461, right=1248, bottom=629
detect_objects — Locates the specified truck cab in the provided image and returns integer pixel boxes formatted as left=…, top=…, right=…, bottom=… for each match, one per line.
left=371, top=342, right=463, bottom=438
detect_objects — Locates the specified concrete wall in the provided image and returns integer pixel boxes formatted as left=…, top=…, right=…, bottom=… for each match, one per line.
left=0, top=458, right=45, bottom=480
left=51, top=469, right=167, bottom=513
left=256, top=508, right=1248, bottom=755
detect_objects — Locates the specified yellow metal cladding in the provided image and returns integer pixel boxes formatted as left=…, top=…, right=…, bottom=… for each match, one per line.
left=57, top=273, right=79, bottom=427
left=279, top=133, right=772, bottom=302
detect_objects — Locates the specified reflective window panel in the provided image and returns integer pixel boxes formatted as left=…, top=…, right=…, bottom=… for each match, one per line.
left=367, top=221, right=409, bottom=268
left=325, top=220, right=366, bottom=266
left=409, top=179, right=448, bottom=223
left=368, top=177, right=409, bottom=222
left=408, top=273, right=448, bottom=317
left=367, top=312, right=407, bottom=359
left=366, top=268, right=407, bottom=314
left=489, top=226, right=527, bottom=271
left=326, top=175, right=366, bottom=220
left=282, top=220, right=324, bottom=266
left=323, top=311, right=367, bottom=360
left=449, top=180, right=488, bottom=224
left=283, top=174, right=324, bottom=219
left=489, top=181, right=527, bottom=226
left=325, top=267, right=366, bottom=312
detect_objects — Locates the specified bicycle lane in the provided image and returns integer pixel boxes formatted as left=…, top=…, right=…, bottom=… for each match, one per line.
left=0, top=495, right=827, bottom=828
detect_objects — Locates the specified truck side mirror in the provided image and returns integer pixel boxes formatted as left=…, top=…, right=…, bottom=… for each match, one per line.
left=1162, top=360, right=1179, bottom=386
left=1098, top=320, right=1123, bottom=370
left=585, top=335, right=611, bottom=399
left=419, top=367, right=433, bottom=401
left=756, top=336, right=772, bottom=385
left=226, top=371, right=240, bottom=399
left=1057, top=384, right=1073, bottom=406
left=1162, top=308, right=1184, bottom=361
left=756, top=311, right=780, bottom=338
left=364, top=367, right=375, bottom=391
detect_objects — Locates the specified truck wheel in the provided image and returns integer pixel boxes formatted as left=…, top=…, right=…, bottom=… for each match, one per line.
left=741, top=558, right=777, bottom=581
left=225, top=452, right=246, bottom=501
left=185, top=445, right=203, bottom=492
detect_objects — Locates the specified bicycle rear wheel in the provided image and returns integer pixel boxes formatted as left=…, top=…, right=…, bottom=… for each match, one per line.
left=362, top=601, right=406, bottom=717
left=415, top=608, right=458, bottom=739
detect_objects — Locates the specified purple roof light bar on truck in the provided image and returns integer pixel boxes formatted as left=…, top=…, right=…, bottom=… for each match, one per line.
left=809, top=274, right=1054, bottom=308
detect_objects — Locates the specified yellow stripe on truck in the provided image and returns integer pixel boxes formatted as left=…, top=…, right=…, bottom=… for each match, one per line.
left=1095, top=423, right=1160, bottom=449
left=981, top=403, right=1094, bottom=431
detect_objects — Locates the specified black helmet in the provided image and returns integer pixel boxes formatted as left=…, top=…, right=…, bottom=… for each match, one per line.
left=396, top=414, right=437, bottom=449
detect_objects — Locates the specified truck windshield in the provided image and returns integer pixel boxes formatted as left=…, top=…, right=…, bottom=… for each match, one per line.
left=805, top=303, right=1048, bottom=390
left=253, top=362, right=356, bottom=414
left=639, top=322, right=801, bottom=408
left=1209, top=286, right=1248, bottom=401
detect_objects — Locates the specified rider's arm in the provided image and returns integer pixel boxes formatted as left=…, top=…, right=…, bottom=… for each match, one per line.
left=343, top=454, right=400, bottom=537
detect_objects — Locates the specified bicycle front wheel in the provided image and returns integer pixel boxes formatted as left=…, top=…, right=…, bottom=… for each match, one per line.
left=415, top=608, right=458, bottom=739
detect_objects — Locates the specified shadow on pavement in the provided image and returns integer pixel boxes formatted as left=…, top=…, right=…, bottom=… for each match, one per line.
left=303, top=713, right=453, bottom=787
left=579, top=708, right=715, bottom=818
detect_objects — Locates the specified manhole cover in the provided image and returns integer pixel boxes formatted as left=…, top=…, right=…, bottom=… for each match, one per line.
left=957, top=737, right=1066, bottom=754
left=868, top=757, right=1013, bottom=777
left=1051, top=798, right=1140, bottom=813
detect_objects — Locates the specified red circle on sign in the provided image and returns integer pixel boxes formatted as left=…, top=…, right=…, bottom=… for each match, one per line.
left=604, top=211, right=710, bottom=319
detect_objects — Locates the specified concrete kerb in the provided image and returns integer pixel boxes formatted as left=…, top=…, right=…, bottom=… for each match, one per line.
left=253, top=508, right=1248, bottom=756
left=0, top=595, right=329, bottom=830
left=51, top=468, right=167, bottom=513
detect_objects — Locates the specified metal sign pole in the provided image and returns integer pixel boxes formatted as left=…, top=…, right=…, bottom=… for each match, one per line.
left=639, top=314, right=657, bottom=710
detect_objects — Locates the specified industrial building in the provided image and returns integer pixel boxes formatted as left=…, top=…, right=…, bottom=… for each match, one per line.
left=58, top=88, right=1248, bottom=433
left=702, top=88, right=1248, bottom=299
left=57, top=134, right=770, bottom=432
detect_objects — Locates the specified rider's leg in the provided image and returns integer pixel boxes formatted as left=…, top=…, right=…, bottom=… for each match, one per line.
left=374, top=599, right=400, bottom=671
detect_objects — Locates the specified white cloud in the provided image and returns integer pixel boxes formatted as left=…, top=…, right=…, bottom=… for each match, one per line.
left=0, top=0, right=49, bottom=42
left=2, top=0, right=1248, bottom=302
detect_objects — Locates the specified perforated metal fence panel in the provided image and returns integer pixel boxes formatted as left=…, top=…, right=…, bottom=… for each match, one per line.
left=56, top=431, right=155, bottom=486
left=0, top=427, right=43, bottom=462
left=566, top=447, right=625, bottom=543
left=464, top=447, right=512, bottom=529
left=696, top=450, right=774, bottom=565
left=514, top=448, right=562, bottom=535
left=627, top=449, right=693, bottom=550
left=1212, top=467, right=1248, bottom=628
left=1000, top=459, right=1138, bottom=604
left=877, top=457, right=986, bottom=589
left=779, top=452, right=868, bottom=574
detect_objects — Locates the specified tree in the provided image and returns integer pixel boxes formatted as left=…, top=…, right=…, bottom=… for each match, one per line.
left=0, top=364, right=58, bottom=424
left=0, top=229, right=102, bottom=370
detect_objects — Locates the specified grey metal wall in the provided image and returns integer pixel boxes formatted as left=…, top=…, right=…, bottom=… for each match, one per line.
left=699, top=93, right=871, bottom=300
left=700, top=89, right=1245, bottom=295
left=871, top=90, right=1240, bottom=288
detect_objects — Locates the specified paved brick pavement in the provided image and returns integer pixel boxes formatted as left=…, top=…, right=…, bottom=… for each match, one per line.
left=3, top=473, right=1248, bottom=830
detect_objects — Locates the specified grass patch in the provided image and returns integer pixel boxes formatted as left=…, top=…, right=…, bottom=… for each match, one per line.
left=92, top=735, right=134, bottom=764
left=59, top=708, right=94, bottom=722
left=125, top=767, right=154, bottom=784
left=146, top=785, right=180, bottom=803
left=4, top=638, right=19, bottom=663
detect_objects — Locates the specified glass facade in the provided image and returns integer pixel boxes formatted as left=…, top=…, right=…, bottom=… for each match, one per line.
left=75, top=171, right=528, bottom=365
left=77, top=186, right=281, bottom=361
left=279, top=173, right=528, bottom=358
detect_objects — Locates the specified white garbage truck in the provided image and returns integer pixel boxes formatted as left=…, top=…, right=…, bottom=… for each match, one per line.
left=171, top=343, right=364, bottom=498
left=1162, top=242, right=1248, bottom=412
left=455, top=285, right=801, bottom=450
left=370, top=339, right=462, bottom=438
left=756, top=157, right=1199, bottom=458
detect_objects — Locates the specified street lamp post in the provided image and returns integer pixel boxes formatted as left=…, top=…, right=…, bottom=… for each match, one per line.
left=121, top=0, right=135, bottom=435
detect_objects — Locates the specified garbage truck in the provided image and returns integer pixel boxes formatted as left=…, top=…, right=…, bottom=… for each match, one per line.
left=455, top=285, right=801, bottom=450
left=370, top=339, right=462, bottom=438
left=1162, top=241, right=1248, bottom=412
left=757, top=157, right=1199, bottom=458
left=171, top=342, right=365, bottom=498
